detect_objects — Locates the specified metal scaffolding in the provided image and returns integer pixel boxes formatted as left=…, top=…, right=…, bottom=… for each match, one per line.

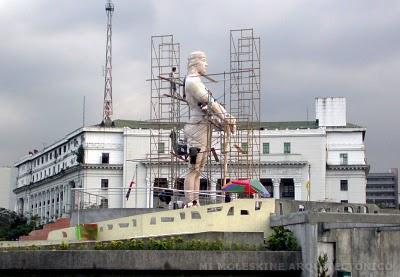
left=229, top=28, right=261, bottom=180
left=149, top=35, right=185, bottom=199
left=147, top=29, right=261, bottom=207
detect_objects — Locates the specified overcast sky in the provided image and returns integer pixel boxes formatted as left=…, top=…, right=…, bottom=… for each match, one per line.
left=0, top=0, right=399, bottom=172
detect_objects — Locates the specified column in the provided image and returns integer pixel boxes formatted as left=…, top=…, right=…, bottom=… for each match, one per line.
left=26, top=195, right=31, bottom=217
left=54, top=189, right=57, bottom=219
left=61, top=185, right=65, bottom=215
left=47, top=190, right=51, bottom=222
left=33, top=194, right=37, bottom=216
left=41, top=192, right=45, bottom=222
left=294, top=178, right=302, bottom=200
left=66, top=183, right=71, bottom=214
left=146, top=177, right=151, bottom=208
left=58, top=186, right=62, bottom=218
left=273, top=178, right=280, bottom=199
left=51, top=189, right=54, bottom=220
left=39, top=193, right=43, bottom=222
left=44, top=191, right=48, bottom=222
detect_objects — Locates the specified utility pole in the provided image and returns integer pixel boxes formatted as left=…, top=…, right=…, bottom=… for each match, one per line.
left=102, top=0, right=114, bottom=126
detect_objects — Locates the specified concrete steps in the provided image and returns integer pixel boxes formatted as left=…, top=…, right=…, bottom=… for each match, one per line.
left=20, top=218, right=70, bottom=241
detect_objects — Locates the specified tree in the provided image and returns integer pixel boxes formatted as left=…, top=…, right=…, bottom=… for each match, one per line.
left=266, top=226, right=300, bottom=251
left=0, top=208, right=36, bottom=240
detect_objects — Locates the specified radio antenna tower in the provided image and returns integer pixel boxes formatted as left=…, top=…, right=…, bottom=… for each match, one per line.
left=102, top=0, right=114, bottom=126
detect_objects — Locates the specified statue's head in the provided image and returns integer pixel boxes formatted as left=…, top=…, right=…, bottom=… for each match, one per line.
left=187, top=51, right=208, bottom=75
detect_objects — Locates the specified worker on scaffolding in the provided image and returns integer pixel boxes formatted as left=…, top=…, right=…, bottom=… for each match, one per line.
left=169, top=66, right=178, bottom=95
left=183, top=51, right=236, bottom=207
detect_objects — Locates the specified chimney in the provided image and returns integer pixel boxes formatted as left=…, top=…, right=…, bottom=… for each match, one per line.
left=315, top=97, right=346, bottom=127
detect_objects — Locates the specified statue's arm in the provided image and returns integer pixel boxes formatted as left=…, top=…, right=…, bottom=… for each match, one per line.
left=188, top=79, right=236, bottom=133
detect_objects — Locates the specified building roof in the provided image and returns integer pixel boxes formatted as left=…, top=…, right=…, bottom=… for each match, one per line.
left=113, top=119, right=363, bottom=130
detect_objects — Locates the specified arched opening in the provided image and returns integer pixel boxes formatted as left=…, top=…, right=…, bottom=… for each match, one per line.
left=344, top=206, right=353, bottom=213
left=18, top=198, right=24, bottom=215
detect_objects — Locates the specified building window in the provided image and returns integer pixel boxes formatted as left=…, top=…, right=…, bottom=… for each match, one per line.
left=284, top=142, right=291, bottom=154
left=101, top=179, right=109, bottom=190
left=158, top=142, right=165, bottom=154
left=340, top=180, right=348, bottom=191
left=102, top=153, right=109, bottom=164
left=100, top=198, right=108, bottom=208
left=154, top=178, right=168, bottom=188
left=340, top=153, right=348, bottom=165
left=262, top=143, right=270, bottom=154
left=340, top=200, right=348, bottom=203
left=241, top=142, right=248, bottom=154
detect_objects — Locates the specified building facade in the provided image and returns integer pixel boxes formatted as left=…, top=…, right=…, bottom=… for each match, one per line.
left=366, top=168, right=399, bottom=208
left=14, top=97, right=369, bottom=222
left=13, top=127, right=124, bottom=223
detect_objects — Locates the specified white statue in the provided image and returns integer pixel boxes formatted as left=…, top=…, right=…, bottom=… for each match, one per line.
left=183, top=51, right=236, bottom=207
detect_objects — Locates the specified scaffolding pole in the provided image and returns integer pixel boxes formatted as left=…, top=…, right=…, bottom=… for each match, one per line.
left=229, top=28, right=261, bottom=180
left=149, top=35, right=185, bottom=199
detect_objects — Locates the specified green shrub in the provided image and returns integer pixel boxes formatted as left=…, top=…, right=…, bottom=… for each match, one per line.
left=208, top=239, right=224, bottom=251
left=59, top=241, right=69, bottom=250
left=94, top=241, right=104, bottom=250
left=266, top=226, right=300, bottom=251
left=317, top=253, right=329, bottom=277
left=230, top=242, right=241, bottom=251
left=110, top=240, right=125, bottom=250
left=91, top=237, right=265, bottom=251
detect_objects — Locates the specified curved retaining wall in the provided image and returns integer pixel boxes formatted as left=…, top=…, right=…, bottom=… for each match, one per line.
left=0, top=250, right=302, bottom=273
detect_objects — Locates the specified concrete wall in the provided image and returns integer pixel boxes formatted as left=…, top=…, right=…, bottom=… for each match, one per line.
left=48, top=199, right=275, bottom=241
left=0, top=250, right=302, bottom=273
left=326, top=131, right=366, bottom=165
left=85, top=130, right=124, bottom=164
left=275, top=199, right=380, bottom=215
left=123, top=128, right=152, bottom=208
left=321, top=226, right=400, bottom=277
left=271, top=211, right=400, bottom=277
left=326, top=169, right=367, bottom=203
left=70, top=208, right=161, bottom=225
left=315, top=97, right=346, bottom=127
left=260, top=129, right=327, bottom=202
left=83, top=167, right=123, bottom=208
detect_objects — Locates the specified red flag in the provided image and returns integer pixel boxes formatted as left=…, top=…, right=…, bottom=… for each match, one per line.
left=125, top=181, right=135, bottom=200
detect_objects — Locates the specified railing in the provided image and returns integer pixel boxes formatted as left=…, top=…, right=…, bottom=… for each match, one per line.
left=71, top=186, right=229, bottom=211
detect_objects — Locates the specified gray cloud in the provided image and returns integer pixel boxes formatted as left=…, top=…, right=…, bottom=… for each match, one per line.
left=0, top=0, right=399, bottom=172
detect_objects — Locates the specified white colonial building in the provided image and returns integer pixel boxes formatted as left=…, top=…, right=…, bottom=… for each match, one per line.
left=14, top=97, right=368, bottom=223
